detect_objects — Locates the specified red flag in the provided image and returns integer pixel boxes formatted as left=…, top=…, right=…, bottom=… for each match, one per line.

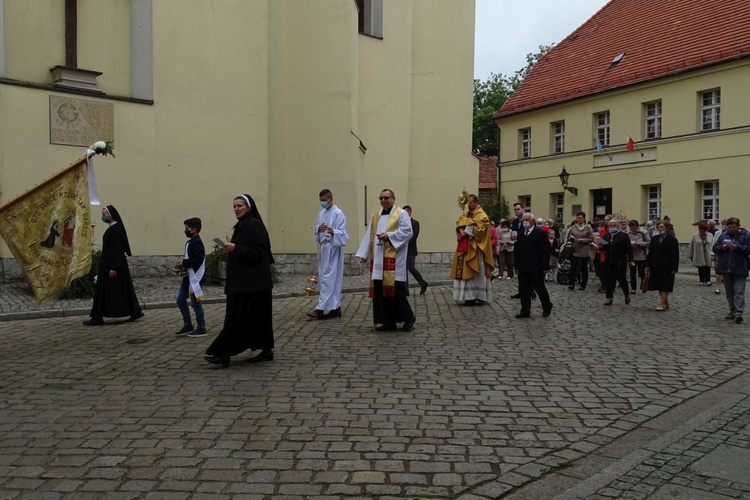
left=626, top=134, right=635, bottom=150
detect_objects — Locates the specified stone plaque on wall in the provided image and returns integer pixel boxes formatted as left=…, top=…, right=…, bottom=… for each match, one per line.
left=49, top=96, right=114, bottom=147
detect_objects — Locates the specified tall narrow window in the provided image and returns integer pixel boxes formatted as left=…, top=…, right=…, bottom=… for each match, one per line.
left=553, top=193, right=564, bottom=223
left=647, top=185, right=661, bottom=221
left=521, top=195, right=532, bottom=213
left=645, top=101, right=662, bottom=139
left=552, top=121, right=565, bottom=154
left=595, top=111, right=610, bottom=146
left=701, top=181, right=719, bottom=221
left=356, top=0, right=383, bottom=38
left=519, top=128, right=531, bottom=159
left=700, top=89, right=721, bottom=131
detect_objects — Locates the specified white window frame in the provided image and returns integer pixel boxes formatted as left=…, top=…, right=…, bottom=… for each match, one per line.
left=700, top=89, right=721, bottom=131
left=552, top=121, right=565, bottom=154
left=356, top=0, right=383, bottom=38
left=645, top=101, right=662, bottom=139
left=521, top=195, right=532, bottom=213
left=595, top=111, right=610, bottom=146
left=520, top=128, right=531, bottom=159
left=647, top=185, right=661, bottom=221
left=701, top=181, right=719, bottom=221
left=554, top=193, right=564, bottom=223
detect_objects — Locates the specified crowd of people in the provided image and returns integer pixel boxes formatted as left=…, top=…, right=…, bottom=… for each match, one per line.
left=80, top=192, right=748, bottom=369
left=474, top=205, right=749, bottom=321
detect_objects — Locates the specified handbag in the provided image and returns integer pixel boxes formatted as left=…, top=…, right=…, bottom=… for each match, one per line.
left=640, top=275, right=650, bottom=293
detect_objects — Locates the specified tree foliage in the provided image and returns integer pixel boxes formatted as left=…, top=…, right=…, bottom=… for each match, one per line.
left=472, top=45, right=554, bottom=156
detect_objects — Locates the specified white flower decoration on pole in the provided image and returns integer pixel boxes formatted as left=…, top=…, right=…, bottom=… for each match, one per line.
left=86, top=140, right=116, bottom=158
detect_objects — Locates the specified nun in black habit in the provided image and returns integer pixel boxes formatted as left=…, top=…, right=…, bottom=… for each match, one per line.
left=83, top=205, right=143, bottom=325
left=204, top=194, right=275, bottom=368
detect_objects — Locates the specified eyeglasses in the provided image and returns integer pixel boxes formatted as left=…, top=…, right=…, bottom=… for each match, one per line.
left=379, top=196, right=391, bottom=200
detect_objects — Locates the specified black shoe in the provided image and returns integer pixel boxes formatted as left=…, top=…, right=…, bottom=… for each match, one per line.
left=175, top=324, right=194, bottom=336
left=83, top=318, right=103, bottom=326
left=204, top=355, right=230, bottom=368
left=322, top=308, right=342, bottom=319
left=464, top=299, right=477, bottom=306
left=187, top=327, right=207, bottom=338
left=476, top=299, right=487, bottom=306
left=375, top=323, right=398, bottom=332
left=531, top=293, right=537, bottom=300
left=515, top=313, right=531, bottom=318
left=542, top=305, right=553, bottom=317
left=401, top=317, right=416, bottom=332
left=579, top=286, right=586, bottom=291
left=568, top=285, right=574, bottom=291
left=306, top=309, right=324, bottom=319
left=246, top=349, right=274, bottom=363
left=129, top=311, right=144, bottom=322
left=510, top=293, right=521, bottom=299
left=420, top=284, right=428, bottom=295
left=736, top=315, right=744, bottom=324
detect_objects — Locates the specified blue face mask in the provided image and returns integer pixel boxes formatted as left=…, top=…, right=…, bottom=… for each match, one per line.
left=101, top=216, right=110, bottom=223
left=320, top=201, right=329, bottom=209
left=609, top=227, right=618, bottom=233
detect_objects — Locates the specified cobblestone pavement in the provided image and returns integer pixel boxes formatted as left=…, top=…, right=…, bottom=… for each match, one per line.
left=0, top=272, right=749, bottom=499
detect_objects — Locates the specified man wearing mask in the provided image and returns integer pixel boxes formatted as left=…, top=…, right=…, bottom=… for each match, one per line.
left=713, top=217, right=750, bottom=324
left=514, top=213, right=553, bottom=318
left=510, top=202, right=535, bottom=299
left=308, top=189, right=350, bottom=320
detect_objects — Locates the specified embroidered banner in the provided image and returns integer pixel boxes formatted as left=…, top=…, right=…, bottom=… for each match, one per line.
left=0, top=158, right=92, bottom=304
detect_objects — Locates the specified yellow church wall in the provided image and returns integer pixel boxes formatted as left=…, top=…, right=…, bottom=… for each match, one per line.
left=4, top=0, right=64, bottom=83
left=496, top=61, right=750, bottom=238
left=0, top=0, right=476, bottom=265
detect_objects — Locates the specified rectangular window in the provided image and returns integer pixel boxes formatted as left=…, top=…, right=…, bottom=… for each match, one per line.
left=700, top=89, right=720, bottom=131
left=595, top=111, right=610, bottom=146
left=521, top=195, right=532, bottom=213
left=356, top=0, right=383, bottom=38
left=552, top=121, right=565, bottom=154
left=701, top=181, right=719, bottom=221
left=645, top=101, right=662, bottom=139
left=647, top=185, right=661, bottom=221
left=553, top=193, right=564, bottom=223
left=519, top=128, right=531, bottom=159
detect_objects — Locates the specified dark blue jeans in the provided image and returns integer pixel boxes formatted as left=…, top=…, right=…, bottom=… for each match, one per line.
left=176, top=278, right=205, bottom=328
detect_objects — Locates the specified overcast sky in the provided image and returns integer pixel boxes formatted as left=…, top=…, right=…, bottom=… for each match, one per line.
left=474, top=0, right=610, bottom=80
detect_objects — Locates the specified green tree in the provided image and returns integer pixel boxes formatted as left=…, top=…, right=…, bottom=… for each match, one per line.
left=472, top=45, right=554, bottom=157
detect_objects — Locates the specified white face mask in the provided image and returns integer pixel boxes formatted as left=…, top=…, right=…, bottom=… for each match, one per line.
left=522, top=221, right=532, bottom=229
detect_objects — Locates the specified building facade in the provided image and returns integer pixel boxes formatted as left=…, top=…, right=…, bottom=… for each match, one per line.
left=494, top=0, right=750, bottom=239
left=0, top=0, right=477, bottom=276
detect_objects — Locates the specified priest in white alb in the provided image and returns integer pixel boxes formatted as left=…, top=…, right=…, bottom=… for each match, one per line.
left=307, top=188, right=350, bottom=320
left=356, top=188, right=416, bottom=332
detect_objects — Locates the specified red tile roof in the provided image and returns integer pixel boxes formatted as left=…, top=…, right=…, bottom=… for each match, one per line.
left=478, top=156, right=498, bottom=189
left=495, top=0, right=750, bottom=118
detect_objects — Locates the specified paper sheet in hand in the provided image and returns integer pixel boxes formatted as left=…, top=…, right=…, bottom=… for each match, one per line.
left=212, top=237, right=226, bottom=246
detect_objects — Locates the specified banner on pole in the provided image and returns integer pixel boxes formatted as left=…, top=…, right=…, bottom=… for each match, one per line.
left=0, top=159, right=92, bottom=304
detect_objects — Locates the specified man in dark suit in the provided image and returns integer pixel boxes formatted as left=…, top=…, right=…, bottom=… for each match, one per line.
left=514, top=212, right=553, bottom=318
left=510, top=202, right=535, bottom=300
left=403, top=205, right=428, bottom=295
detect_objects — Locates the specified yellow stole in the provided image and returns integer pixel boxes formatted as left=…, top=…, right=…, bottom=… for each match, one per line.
left=368, top=207, right=401, bottom=298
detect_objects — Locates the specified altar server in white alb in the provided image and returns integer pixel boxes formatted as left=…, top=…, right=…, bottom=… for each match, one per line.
left=355, top=188, right=416, bottom=332
left=307, top=189, right=350, bottom=320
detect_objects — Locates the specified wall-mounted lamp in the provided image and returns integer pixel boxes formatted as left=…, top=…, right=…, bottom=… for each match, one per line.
left=559, top=166, right=578, bottom=196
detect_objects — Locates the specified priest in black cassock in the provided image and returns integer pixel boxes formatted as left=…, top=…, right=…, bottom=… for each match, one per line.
left=83, top=205, right=143, bottom=325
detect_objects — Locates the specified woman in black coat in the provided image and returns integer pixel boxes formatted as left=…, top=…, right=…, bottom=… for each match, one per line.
left=204, top=194, right=275, bottom=367
left=646, top=221, right=680, bottom=311
left=601, top=219, right=634, bottom=305
left=84, top=205, right=143, bottom=325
